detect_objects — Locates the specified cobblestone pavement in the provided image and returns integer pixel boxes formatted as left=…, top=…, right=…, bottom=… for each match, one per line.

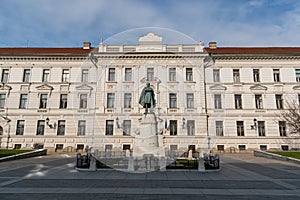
left=0, top=152, right=299, bottom=200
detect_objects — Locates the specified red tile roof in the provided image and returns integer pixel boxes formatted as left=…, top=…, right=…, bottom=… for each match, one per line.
left=204, top=47, right=300, bottom=54
left=1, top=47, right=300, bottom=55
left=0, top=48, right=95, bottom=55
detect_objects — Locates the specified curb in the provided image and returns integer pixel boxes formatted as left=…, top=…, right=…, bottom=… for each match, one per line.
left=0, top=149, right=47, bottom=162
left=254, top=150, right=300, bottom=165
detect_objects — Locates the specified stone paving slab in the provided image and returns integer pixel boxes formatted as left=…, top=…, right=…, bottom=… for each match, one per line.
left=1, top=179, right=288, bottom=190
left=233, top=162, right=300, bottom=179
left=0, top=193, right=299, bottom=200
left=0, top=153, right=299, bottom=200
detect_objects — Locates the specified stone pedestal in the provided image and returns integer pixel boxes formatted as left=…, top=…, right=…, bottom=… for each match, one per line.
left=198, top=158, right=205, bottom=172
left=198, top=151, right=205, bottom=172
left=188, top=150, right=193, bottom=160
left=128, top=156, right=134, bottom=172
left=133, top=113, right=165, bottom=158
left=159, top=157, right=166, bottom=171
left=89, top=155, right=97, bottom=171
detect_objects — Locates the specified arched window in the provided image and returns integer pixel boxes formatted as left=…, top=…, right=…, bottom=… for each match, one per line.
left=0, top=126, right=3, bottom=135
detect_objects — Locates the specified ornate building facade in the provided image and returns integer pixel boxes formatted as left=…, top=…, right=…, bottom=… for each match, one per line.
left=0, top=33, right=299, bottom=152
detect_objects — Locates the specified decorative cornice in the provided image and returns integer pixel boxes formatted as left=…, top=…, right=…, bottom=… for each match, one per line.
left=209, top=84, right=227, bottom=91
left=36, top=84, right=54, bottom=90
left=75, top=84, right=93, bottom=91
left=0, top=84, right=12, bottom=91
left=293, top=85, right=300, bottom=90
left=0, top=56, right=87, bottom=61
left=250, top=84, right=268, bottom=91
left=213, top=55, right=300, bottom=61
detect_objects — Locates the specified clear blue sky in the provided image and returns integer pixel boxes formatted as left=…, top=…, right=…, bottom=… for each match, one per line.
left=0, top=0, right=299, bottom=47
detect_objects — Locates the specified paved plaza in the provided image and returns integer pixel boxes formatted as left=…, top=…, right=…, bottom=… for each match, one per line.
left=0, top=152, right=299, bottom=199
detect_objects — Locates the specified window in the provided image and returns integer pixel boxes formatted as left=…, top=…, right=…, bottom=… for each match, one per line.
left=233, top=69, right=240, bottom=83
left=260, top=145, right=267, bottom=151
left=108, top=68, right=115, bottom=81
left=19, top=94, right=28, bottom=109
left=0, top=94, right=5, bottom=108
left=77, top=120, right=86, bottom=136
left=281, top=145, right=289, bottom=151
left=275, top=94, right=283, bottom=109
left=298, top=94, right=300, bottom=105
left=79, top=94, right=87, bottom=109
left=77, top=144, right=84, bottom=151
left=81, top=69, right=89, bottom=82
left=57, top=120, right=66, bottom=136
left=59, top=94, right=68, bottom=109
left=105, top=144, right=113, bottom=151
left=255, top=94, right=263, bottom=109
left=147, top=68, right=154, bottom=81
left=170, top=145, right=178, bottom=156
left=186, top=93, right=194, bottom=108
left=14, top=144, right=21, bottom=149
left=188, top=145, right=196, bottom=153
left=55, top=144, right=64, bottom=150
left=107, top=93, right=115, bottom=108
left=214, top=94, right=222, bottom=109
left=186, top=68, right=193, bottom=81
left=169, top=93, right=177, bottom=108
left=1, top=69, right=9, bottom=83
left=42, top=69, right=50, bottom=82
left=106, top=120, right=114, bottom=135
left=236, top=121, right=244, bottom=136
left=16, top=120, right=25, bottom=135
left=123, top=144, right=131, bottom=151
left=296, top=69, right=300, bottom=82
left=217, top=145, right=225, bottom=151
left=273, top=69, right=280, bottom=82
left=125, top=68, right=132, bottom=81
left=253, top=69, right=260, bottom=82
left=36, top=120, right=45, bottom=135
left=187, top=120, right=195, bottom=136
left=238, top=145, right=246, bottom=151
left=169, top=68, right=176, bottom=81
left=279, top=121, right=286, bottom=137
left=213, top=69, right=220, bottom=82
left=23, top=69, right=31, bottom=82
left=216, top=121, right=223, bottom=136
left=124, top=93, right=132, bottom=108
left=39, top=94, right=48, bottom=109
left=234, top=94, right=242, bottom=109
left=123, top=120, right=131, bottom=136
left=258, top=121, right=265, bottom=136
left=170, top=120, right=177, bottom=136
left=33, top=143, right=44, bottom=149
left=61, top=69, right=69, bottom=82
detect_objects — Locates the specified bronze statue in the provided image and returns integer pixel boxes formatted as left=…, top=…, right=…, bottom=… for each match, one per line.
left=139, top=82, right=155, bottom=114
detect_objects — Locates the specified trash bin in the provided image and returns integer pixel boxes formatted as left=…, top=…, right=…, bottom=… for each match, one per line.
left=76, top=153, right=82, bottom=168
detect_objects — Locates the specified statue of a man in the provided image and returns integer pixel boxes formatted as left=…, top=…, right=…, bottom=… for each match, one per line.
left=139, top=82, right=155, bottom=114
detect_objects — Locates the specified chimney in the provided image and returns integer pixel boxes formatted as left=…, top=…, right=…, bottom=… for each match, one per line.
left=83, top=42, right=91, bottom=49
left=208, top=42, right=217, bottom=49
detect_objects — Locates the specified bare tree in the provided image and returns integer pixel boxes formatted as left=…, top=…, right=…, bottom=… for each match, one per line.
left=276, top=99, right=300, bottom=136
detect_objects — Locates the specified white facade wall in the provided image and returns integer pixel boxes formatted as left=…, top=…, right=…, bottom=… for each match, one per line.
left=0, top=36, right=209, bottom=152
left=206, top=57, right=300, bottom=151
left=0, top=35, right=299, bottom=152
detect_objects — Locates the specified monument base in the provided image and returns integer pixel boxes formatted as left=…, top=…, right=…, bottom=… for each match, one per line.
left=133, top=113, right=165, bottom=158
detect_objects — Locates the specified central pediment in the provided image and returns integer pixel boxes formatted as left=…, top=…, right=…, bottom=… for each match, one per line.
left=139, top=33, right=163, bottom=45
left=137, top=33, right=163, bottom=52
